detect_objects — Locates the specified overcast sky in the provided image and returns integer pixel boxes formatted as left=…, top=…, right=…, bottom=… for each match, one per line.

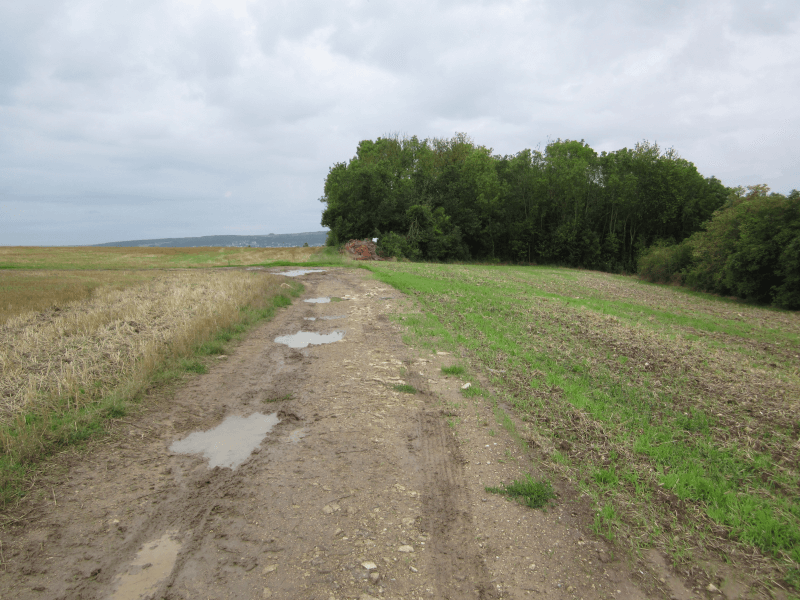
left=1, top=0, right=798, bottom=246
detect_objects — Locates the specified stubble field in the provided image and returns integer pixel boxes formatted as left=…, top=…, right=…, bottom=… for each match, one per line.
left=367, top=261, right=800, bottom=593
left=0, top=245, right=322, bottom=271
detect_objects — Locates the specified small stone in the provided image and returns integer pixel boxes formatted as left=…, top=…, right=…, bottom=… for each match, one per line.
left=334, top=528, right=343, bottom=536
left=409, top=566, right=418, bottom=573
left=528, top=564, right=536, bottom=570
left=362, top=561, right=377, bottom=570
left=398, top=545, right=414, bottom=553
left=706, top=583, right=720, bottom=593
left=567, top=586, right=575, bottom=593
left=401, top=517, right=415, bottom=527
left=262, top=588, right=272, bottom=599
left=370, top=572, right=380, bottom=583
left=322, top=503, right=340, bottom=514
left=262, top=564, right=277, bottom=575
left=461, top=383, right=471, bottom=390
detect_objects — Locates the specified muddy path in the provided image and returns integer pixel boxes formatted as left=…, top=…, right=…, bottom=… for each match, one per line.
left=0, top=268, right=669, bottom=600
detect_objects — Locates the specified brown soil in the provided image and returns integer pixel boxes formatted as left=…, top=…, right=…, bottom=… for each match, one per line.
left=0, top=268, right=681, bottom=599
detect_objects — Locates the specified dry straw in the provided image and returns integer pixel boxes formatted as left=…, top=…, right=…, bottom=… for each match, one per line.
left=0, top=270, right=282, bottom=425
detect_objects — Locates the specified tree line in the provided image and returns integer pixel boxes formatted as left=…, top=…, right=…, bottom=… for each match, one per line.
left=320, top=134, right=798, bottom=308
left=638, top=185, right=800, bottom=309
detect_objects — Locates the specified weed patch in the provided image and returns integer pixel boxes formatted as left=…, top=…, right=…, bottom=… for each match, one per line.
left=486, top=475, right=556, bottom=509
left=393, top=384, right=417, bottom=394
left=180, top=359, right=208, bottom=374
left=263, top=393, right=293, bottom=403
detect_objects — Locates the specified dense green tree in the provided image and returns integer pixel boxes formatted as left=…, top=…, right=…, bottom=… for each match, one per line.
left=320, top=134, right=782, bottom=302
left=681, top=186, right=800, bottom=307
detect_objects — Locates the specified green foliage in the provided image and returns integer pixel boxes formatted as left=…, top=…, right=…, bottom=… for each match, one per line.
left=393, top=384, right=417, bottom=394
left=642, top=186, right=800, bottom=309
left=441, top=365, right=465, bottom=375
left=638, top=239, right=693, bottom=283
left=485, top=474, right=556, bottom=509
left=321, top=134, right=726, bottom=271
left=180, top=358, right=208, bottom=374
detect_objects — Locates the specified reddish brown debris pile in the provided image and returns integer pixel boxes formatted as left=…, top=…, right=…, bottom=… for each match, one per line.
left=343, top=239, right=384, bottom=260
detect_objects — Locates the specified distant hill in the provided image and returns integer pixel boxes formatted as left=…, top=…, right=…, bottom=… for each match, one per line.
left=94, top=232, right=329, bottom=248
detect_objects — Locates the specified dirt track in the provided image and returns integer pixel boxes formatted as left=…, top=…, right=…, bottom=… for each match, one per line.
left=0, top=268, right=671, bottom=600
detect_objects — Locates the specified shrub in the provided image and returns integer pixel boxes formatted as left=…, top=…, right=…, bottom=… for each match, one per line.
left=637, top=239, right=693, bottom=284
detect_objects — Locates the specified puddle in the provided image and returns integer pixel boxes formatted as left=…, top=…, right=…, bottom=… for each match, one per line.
left=288, top=428, right=308, bottom=443
left=304, top=297, right=330, bottom=303
left=279, top=269, right=326, bottom=277
left=274, top=331, right=345, bottom=349
left=303, top=315, right=346, bottom=321
left=111, top=530, right=182, bottom=600
left=169, top=412, right=280, bottom=469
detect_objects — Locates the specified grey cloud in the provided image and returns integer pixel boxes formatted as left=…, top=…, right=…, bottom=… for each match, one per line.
left=1, top=0, right=798, bottom=245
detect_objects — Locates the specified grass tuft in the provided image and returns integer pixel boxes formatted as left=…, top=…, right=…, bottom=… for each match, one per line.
left=486, top=474, right=556, bottom=509
left=180, top=358, right=208, bottom=374
left=263, top=393, right=293, bottom=403
left=393, top=384, right=417, bottom=394
left=441, top=365, right=465, bottom=375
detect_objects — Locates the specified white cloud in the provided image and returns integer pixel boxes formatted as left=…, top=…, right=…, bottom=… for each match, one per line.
left=0, top=0, right=798, bottom=244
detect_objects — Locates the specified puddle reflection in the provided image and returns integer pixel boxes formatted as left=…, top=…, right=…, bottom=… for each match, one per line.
left=303, top=315, right=346, bottom=321
left=169, top=413, right=280, bottom=469
left=274, top=330, right=344, bottom=349
left=280, top=269, right=326, bottom=277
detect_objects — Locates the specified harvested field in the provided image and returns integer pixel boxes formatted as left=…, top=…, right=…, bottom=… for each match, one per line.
left=0, top=245, right=322, bottom=270
left=0, top=270, right=161, bottom=324
left=367, top=262, right=800, bottom=595
left=1, top=270, right=288, bottom=421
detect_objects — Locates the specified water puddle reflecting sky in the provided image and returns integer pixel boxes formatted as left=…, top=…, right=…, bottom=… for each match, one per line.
left=169, top=413, right=280, bottom=469
left=274, top=330, right=345, bottom=349
left=304, top=315, right=346, bottom=321
left=279, top=269, right=326, bottom=277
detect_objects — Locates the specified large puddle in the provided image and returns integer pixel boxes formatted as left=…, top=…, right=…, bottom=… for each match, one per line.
left=304, top=315, right=346, bottom=321
left=111, top=530, right=182, bottom=600
left=274, top=330, right=345, bottom=348
left=304, top=297, right=330, bottom=303
left=169, top=413, right=280, bottom=469
left=279, top=269, right=326, bottom=277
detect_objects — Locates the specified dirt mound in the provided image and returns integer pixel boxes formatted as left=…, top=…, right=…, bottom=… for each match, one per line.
left=343, top=239, right=384, bottom=260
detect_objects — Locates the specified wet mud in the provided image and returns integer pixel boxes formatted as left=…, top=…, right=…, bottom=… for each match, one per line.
left=0, top=268, right=673, bottom=600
